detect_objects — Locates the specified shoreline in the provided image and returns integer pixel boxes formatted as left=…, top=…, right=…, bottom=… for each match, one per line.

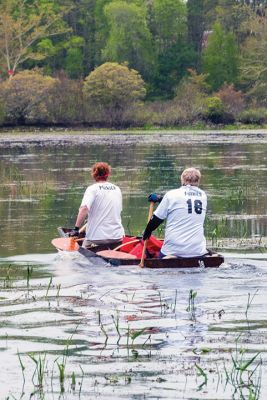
left=1, top=128, right=267, bottom=147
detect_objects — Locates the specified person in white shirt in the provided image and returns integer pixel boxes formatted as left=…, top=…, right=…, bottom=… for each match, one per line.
left=70, top=162, right=125, bottom=248
left=142, top=167, right=207, bottom=258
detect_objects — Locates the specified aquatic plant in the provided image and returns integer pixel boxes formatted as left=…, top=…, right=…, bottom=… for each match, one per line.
left=228, top=335, right=262, bottom=399
left=45, top=276, right=53, bottom=298
left=3, top=265, right=13, bottom=289
left=186, top=289, right=197, bottom=318
left=28, top=353, right=47, bottom=391
left=26, top=265, right=33, bottom=288
left=245, top=290, right=259, bottom=320
left=97, top=310, right=109, bottom=346
left=17, top=350, right=26, bottom=383
left=111, top=311, right=121, bottom=342
left=195, top=363, right=208, bottom=390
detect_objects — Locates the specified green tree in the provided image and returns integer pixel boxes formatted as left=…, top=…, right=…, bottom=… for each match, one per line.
left=64, top=36, right=85, bottom=78
left=187, top=0, right=206, bottom=56
left=150, top=0, right=196, bottom=98
left=102, top=1, right=155, bottom=80
left=0, top=0, right=69, bottom=76
left=240, top=17, right=267, bottom=104
left=202, top=22, right=239, bottom=90
left=83, top=62, right=146, bottom=125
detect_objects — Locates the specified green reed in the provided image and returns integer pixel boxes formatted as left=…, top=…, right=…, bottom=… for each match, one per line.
left=97, top=310, right=109, bottom=345
left=111, top=311, right=121, bottom=342
left=28, top=353, right=47, bottom=391
left=3, top=265, right=13, bottom=289
left=45, top=276, right=53, bottom=297
left=26, top=265, right=33, bottom=288
left=186, top=289, right=197, bottom=317
left=195, top=363, right=208, bottom=390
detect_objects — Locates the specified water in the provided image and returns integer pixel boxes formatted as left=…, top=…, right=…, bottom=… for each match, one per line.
left=0, top=132, right=267, bottom=399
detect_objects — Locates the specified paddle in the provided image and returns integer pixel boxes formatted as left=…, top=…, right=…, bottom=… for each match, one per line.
left=51, top=223, right=87, bottom=251
left=51, top=237, right=80, bottom=251
left=139, top=202, right=154, bottom=268
left=95, top=238, right=141, bottom=260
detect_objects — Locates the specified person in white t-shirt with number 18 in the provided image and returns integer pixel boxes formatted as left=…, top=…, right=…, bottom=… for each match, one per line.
left=142, top=167, right=208, bottom=258
left=69, top=162, right=125, bottom=248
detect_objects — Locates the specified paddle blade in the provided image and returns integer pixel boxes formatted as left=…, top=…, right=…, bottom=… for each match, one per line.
left=51, top=237, right=80, bottom=251
left=96, top=250, right=137, bottom=260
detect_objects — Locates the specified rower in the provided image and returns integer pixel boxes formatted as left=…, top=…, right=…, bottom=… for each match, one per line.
left=69, top=162, right=125, bottom=248
left=142, top=167, right=208, bottom=259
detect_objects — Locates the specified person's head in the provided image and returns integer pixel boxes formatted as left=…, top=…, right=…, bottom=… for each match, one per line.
left=91, top=162, right=111, bottom=182
left=181, top=167, right=201, bottom=187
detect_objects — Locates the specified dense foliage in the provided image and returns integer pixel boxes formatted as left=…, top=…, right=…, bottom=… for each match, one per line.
left=0, top=0, right=267, bottom=127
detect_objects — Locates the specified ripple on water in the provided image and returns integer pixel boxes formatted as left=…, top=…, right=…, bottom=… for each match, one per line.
left=0, top=252, right=267, bottom=399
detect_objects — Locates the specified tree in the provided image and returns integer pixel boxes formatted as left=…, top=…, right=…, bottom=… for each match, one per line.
left=83, top=62, right=146, bottom=125
left=240, top=17, right=267, bottom=104
left=149, top=0, right=196, bottom=98
left=0, top=0, right=69, bottom=76
left=187, top=0, right=206, bottom=57
left=102, top=1, right=155, bottom=80
left=0, top=70, right=57, bottom=124
left=202, top=22, right=239, bottom=90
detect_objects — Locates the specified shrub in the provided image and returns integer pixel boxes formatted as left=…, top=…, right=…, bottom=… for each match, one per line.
left=215, top=84, right=245, bottom=116
left=173, top=72, right=209, bottom=124
left=45, top=73, right=84, bottom=125
left=204, top=96, right=231, bottom=124
left=83, top=62, right=146, bottom=127
left=0, top=70, right=57, bottom=124
left=0, top=100, right=5, bottom=125
left=239, top=108, right=267, bottom=125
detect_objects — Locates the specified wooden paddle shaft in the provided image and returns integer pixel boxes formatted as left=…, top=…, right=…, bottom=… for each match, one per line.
left=79, top=223, right=87, bottom=234
left=113, top=239, right=140, bottom=251
left=139, top=202, right=154, bottom=268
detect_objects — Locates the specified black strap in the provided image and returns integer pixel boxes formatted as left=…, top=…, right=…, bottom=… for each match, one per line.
left=143, top=214, right=164, bottom=240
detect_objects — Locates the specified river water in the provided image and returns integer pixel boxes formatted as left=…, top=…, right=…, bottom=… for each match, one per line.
left=0, top=131, right=266, bottom=399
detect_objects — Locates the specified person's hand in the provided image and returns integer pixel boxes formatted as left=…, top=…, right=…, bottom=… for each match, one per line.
left=148, top=193, right=163, bottom=203
left=68, top=227, right=79, bottom=237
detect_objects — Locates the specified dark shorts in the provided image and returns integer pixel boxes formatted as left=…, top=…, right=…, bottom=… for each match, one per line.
left=158, top=250, right=167, bottom=259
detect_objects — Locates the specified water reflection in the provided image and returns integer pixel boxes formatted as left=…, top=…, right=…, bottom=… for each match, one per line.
left=0, top=141, right=267, bottom=257
left=0, top=136, right=266, bottom=399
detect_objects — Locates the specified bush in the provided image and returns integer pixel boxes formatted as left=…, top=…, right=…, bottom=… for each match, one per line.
left=239, top=108, right=267, bottom=125
left=0, top=100, right=5, bottom=126
left=204, top=96, right=233, bottom=124
left=0, top=70, right=57, bottom=124
left=83, top=62, right=146, bottom=127
left=215, top=84, right=245, bottom=116
left=45, top=73, right=84, bottom=125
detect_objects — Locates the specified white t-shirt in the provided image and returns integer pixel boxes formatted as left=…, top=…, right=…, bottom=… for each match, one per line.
left=154, top=185, right=207, bottom=257
left=80, top=181, right=125, bottom=241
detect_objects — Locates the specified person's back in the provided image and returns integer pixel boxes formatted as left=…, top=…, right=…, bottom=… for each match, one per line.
left=155, top=184, right=207, bottom=257
left=70, top=162, right=124, bottom=247
left=82, top=180, right=124, bottom=241
left=143, top=167, right=207, bottom=258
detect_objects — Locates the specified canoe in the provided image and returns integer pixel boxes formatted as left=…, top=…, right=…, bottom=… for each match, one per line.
left=52, top=227, right=224, bottom=269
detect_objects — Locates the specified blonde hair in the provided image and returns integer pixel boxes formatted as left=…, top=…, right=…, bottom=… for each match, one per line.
left=181, top=167, right=201, bottom=186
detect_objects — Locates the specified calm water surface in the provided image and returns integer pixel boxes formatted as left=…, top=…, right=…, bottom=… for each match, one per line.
left=0, top=134, right=267, bottom=399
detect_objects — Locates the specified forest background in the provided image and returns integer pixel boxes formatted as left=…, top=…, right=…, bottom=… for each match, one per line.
left=1, top=0, right=267, bottom=128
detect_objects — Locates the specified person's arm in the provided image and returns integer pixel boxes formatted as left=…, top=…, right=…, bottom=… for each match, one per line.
left=75, top=206, right=88, bottom=228
left=143, top=214, right=164, bottom=240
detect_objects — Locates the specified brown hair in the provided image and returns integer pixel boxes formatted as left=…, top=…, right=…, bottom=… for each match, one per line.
left=91, top=162, right=111, bottom=181
left=181, top=167, right=201, bottom=186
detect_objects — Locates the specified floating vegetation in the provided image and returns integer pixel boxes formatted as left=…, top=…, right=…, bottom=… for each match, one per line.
left=0, top=162, right=56, bottom=199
